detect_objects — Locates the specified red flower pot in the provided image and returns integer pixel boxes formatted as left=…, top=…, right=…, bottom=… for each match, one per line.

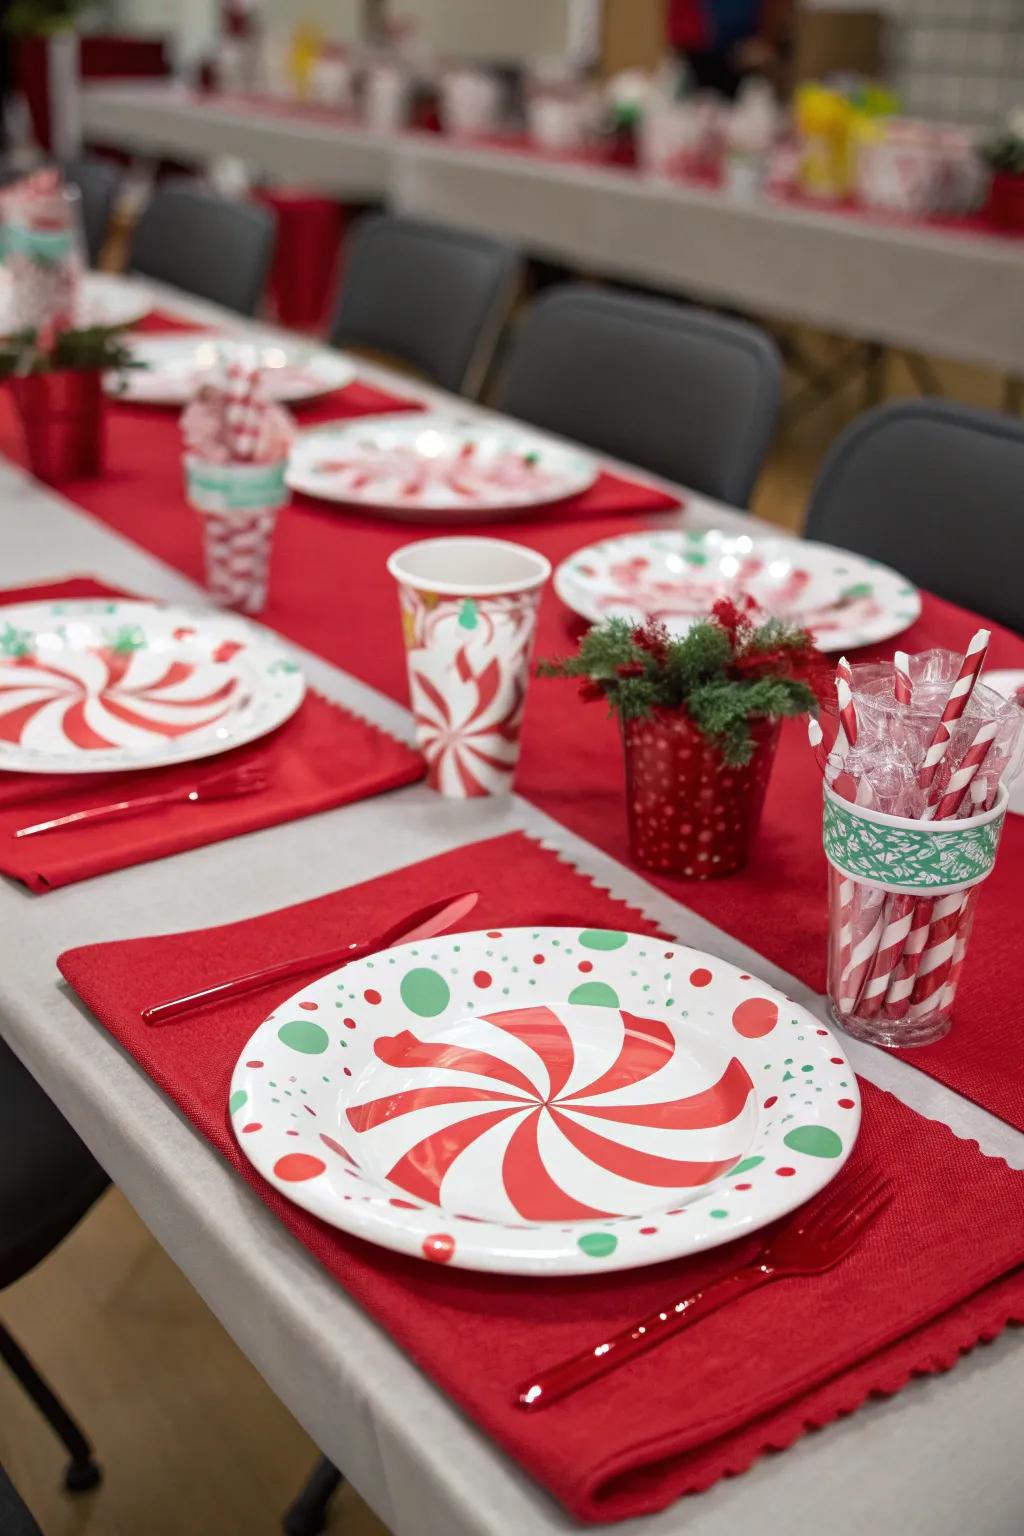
left=9, top=370, right=105, bottom=483
left=621, top=709, right=780, bottom=878
left=987, top=170, right=1024, bottom=233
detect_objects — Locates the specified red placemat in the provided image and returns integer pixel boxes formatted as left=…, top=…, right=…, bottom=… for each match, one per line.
left=0, top=579, right=424, bottom=890
left=57, top=831, right=1024, bottom=1523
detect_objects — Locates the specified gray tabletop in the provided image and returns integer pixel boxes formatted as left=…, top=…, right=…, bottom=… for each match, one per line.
left=81, top=81, right=1024, bottom=376
left=1, top=289, right=1023, bottom=1536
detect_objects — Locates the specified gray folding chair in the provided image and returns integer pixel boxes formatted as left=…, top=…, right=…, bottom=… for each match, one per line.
left=129, top=184, right=275, bottom=315
left=498, top=285, right=783, bottom=507
left=1, top=1038, right=107, bottom=1494
left=330, top=213, right=521, bottom=398
left=66, top=157, right=120, bottom=267
left=805, top=400, right=1024, bottom=634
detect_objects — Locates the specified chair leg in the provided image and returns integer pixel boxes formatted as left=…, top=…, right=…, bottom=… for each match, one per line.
left=283, top=1457, right=344, bottom=1536
left=0, top=1321, right=102, bottom=1494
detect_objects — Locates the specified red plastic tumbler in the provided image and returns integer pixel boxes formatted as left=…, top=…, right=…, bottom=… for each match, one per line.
left=621, top=709, right=780, bottom=878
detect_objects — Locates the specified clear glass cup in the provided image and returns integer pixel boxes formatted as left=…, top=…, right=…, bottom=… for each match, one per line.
left=822, top=782, right=1007, bottom=1049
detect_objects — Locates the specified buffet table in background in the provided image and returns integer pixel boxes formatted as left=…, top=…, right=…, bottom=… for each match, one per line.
left=79, top=82, right=1024, bottom=380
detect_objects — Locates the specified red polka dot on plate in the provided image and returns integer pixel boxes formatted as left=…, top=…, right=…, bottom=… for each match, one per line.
left=422, top=1233, right=456, bottom=1264
left=639, top=1226, right=658, bottom=1235
left=274, top=1153, right=326, bottom=1182
left=245, top=1060, right=263, bottom=1069
left=664, top=951, right=675, bottom=960
left=241, top=1122, right=262, bottom=1134
left=532, top=954, right=545, bottom=965
left=763, top=1095, right=778, bottom=1108
left=364, top=989, right=381, bottom=1005
left=486, top=931, right=503, bottom=939
left=776, top=1166, right=796, bottom=1177
left=343, top=1017, right=357, bottom=1029
left=298, top=1001, right=319, bottom=1011
left=578, top=960, right=593, bottom=973
left=286, top=1130, right=299, bottom=1137
left=735, top=1183, right=752, bottom=1191
left=690, top=967, right=713, bottom=987
left=816, top=1029, right=828, bottom=1036
left=838, top=1098, right=856, bottom=1109
left=343, top=1067, right=352, bottom=1077
left=473, top=970, right=492, bottom=989
left=732, top=997, right=779, bottom=1038
left=830, top=1057, right=844, bottom=1065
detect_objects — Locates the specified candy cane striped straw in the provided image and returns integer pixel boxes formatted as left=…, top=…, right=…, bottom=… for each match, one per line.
left=926, top=717, right=998, bottom=820
left=917, top=629, right=990, bottom=794
left=223, top=353, right=264, bottom=463
left=835, top=656, right=858, bottom=750
left=883, top=773, right=993, bottom=1021
left=893, top=651, right=913, bottom=707
left=905, top=722, right=998, bottom=1022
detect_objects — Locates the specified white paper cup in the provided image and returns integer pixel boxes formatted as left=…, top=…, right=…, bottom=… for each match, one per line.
left=387, top=537, right=551, bottom=798
left=185, top=457, right=288, bottom=614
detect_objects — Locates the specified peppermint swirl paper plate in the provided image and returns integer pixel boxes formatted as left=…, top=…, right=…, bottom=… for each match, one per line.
left=286, top=414, right=598, bottom=519
left=0, top=600, right=304, bottom=773
left=231, top=927, right=859, bottom=1275
left=555, top=530, right=921, bottom=653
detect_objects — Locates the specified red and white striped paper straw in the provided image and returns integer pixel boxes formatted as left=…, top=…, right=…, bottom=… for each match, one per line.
left=893, top=651, right=913, bottom=707
left=904, top=725, right=997, bottom=1020
left=835, top=656, right=858, bottom=752
left=917, top=628, right=989, bottom=794
left=926, top=718, right=998, bottom=821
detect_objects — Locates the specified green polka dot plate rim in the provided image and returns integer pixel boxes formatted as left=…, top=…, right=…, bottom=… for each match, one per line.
left=0, top=599, right=305, bottom=775
left=231, top=928, right=859, bottom=1276
left=553, top=530, right=921, bottom=654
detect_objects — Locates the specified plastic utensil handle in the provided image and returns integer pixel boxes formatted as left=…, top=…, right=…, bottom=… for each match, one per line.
left=15, top=787, right=186, bottom=838
left=515, top=1264, right=772, bottom=1411
left=142, top=935, right=383, bottom=1025
left=141, top=890, right=479, bottom=1026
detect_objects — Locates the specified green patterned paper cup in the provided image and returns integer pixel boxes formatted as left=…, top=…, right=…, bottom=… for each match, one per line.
left=184, top=455, right=289, bottom=514
left=823, top=782, right=1007, bottom=897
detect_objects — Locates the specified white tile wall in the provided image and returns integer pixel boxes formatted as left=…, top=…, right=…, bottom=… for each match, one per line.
left=886, top=0, right=1024, bottom=127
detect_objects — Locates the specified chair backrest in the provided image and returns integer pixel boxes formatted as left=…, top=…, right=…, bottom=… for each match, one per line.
left=129, top=184, right=275, bottom=315
left=498, top=285, right=782, bottom=506
left=0, top=1467, right=43, bottom=1536
left=330, top=213, right=521, bottom=397
left=805, top=400, right=1024, bottom=634
left=66, top=157, right=119, bottom=266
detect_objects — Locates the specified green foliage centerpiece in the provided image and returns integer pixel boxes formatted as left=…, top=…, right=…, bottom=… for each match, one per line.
left=540, top=600, right=825, bottom=878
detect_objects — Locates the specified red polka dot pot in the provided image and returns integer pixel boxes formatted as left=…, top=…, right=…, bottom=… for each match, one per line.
left=621, top=710, right=780, bottom=880
left=231, top=928, right=858, bottom=1275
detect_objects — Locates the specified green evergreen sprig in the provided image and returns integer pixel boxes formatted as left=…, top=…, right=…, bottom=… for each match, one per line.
left=538, top=601, right=826, bottom=766
left=0, top=325, right=140, bottom=380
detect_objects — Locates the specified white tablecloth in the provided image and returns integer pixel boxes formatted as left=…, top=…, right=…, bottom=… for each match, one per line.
left=2, top=285, right=1023, bottom=1536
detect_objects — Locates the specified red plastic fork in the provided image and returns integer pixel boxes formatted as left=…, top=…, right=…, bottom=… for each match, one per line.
left=516, top=1166, right=891, bottom=1411
left=13, top=765, right=268, bottom=839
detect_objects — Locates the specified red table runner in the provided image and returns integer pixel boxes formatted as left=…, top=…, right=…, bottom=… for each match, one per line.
left=0, top=579, right=424, bottom=890
left=57, top=832, right=1024, bottom=1524
left=3, top=377, right=1021, bottom=1131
